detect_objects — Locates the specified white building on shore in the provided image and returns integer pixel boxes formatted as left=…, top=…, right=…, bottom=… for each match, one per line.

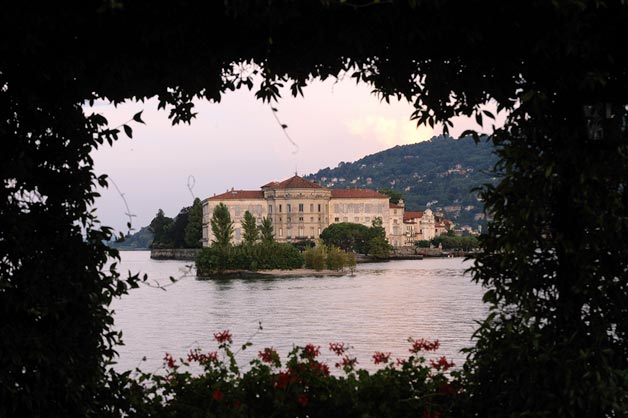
left=202, top=174, right=451, bottom=248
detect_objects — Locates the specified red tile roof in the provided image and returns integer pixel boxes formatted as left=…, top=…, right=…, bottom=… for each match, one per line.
left=272, top=175, right=323, bottom=189
left=389, top=203, right=404, bottom=209
left=261, top=181, right=277, bottom=188
left=208, top=190, right=264, bottom=200
left=330, top=189, right=388, bottom=199
left=403, top=211, right=424, bottom=221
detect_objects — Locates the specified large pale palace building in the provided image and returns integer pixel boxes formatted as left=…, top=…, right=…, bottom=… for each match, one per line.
left=202, top=175, right=453, bottom=248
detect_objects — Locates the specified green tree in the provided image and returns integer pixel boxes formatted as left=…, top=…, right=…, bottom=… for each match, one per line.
left=320, top=222, right=371, bottom=254
left=169, top=208, right=190, bottom=248
left=259, top=217, right=275, bottom=243
left=304, top=244, right=327, bottom=271
left=210, top=203, right=233, bottom=248
left=415, top=240, right=431, bottom=248
left=184, top=198, right=203, bottom=248
left=378, top=188, right=402, bottom=204
left=326, top=245, right=347, bottom=271
left=149, top=209, right=174, bottom=248
left=241, top=210, right=259, bottom=244
left=368, top=235, right=392, bottom=259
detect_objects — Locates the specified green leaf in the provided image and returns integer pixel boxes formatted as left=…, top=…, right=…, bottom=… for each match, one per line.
left=133, top=110, right=145, bottom=124
left=482, top=109, right=495, bottom=119
left=123, top=124, right=133, bottom=138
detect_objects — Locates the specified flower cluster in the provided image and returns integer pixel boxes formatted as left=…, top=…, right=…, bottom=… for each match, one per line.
left=163, top=352, right=176, bottom=369
left=275, top=371, right=296, bottom=390
left=409, top=337, right=440, bottom=353
left=302, top=344, right=320, bottom=360
left=335, top=355, right=358, bottom=370
left=372, top=351, right=391, bottom=364
left=213, top=330, right=233, bottom=344
left=258, top=347, right=280, bottom=365
left=328, top=342, right=347, bottom=355
left=152, top=332, right=458, bottom=418
left=187, top=348, right=218, bottom=365
left=430, top=356, right=455, bottom=371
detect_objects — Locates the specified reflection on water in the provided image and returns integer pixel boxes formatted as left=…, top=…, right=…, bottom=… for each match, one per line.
left=110, top=252, right=486, bottom=372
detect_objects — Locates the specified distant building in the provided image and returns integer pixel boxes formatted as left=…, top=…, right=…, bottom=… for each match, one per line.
left=203, top=175, right=398, bottom=246
left=403, top=208, right=454, bottom=245
left=202, top=174, right=454, bottom=248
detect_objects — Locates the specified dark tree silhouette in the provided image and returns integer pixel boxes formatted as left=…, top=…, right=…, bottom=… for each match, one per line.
left=2, top=1, right=627, bottom=416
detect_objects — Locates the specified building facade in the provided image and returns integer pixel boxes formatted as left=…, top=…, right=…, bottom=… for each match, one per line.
left=202, top=174, right=453, bottom=247
left=403, top=208, right=454, bottom=245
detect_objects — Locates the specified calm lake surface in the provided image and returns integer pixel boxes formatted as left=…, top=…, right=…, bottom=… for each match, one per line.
left=111, top=251, right=487, bottom=372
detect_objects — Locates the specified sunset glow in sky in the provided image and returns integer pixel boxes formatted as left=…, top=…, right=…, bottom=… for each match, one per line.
left=90, top=79, right=501, bottom=232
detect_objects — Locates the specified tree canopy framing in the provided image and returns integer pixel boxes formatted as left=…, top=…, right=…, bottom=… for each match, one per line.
left=1, top=1, right=627, bottom=416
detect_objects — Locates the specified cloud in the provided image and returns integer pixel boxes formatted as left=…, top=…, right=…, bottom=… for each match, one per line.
left=345, top=115, right=434, bottom=147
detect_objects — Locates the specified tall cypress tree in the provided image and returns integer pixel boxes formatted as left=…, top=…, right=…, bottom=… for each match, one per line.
left=184, top=198, right=203, bottom=248
left=210, top=203, right=234, bottom=248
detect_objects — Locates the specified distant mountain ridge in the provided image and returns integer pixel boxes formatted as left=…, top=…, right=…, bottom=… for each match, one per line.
left=305, top=135, right=498, bottom=229
left=114, top=136, right=497, bottom=249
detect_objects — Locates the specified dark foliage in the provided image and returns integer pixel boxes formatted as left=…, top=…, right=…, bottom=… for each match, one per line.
left=430, top=235, right=479, bottom=251
left=184, top=198, right=203, bottom=248
left=2, top=1, right=628, bottom=416
left=320, top=222, right=390, bottom=256
left=196, top=242, right=304, bottom=275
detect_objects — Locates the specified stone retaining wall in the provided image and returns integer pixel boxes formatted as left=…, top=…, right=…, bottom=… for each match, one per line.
left=150, top=248, right=201, bottom=260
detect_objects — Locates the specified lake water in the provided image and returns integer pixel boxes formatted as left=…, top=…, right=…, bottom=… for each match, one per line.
left=110, top=251, right=487, bottom=373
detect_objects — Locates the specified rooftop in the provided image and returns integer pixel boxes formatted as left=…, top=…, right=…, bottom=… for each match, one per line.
left=208, top=190, right=264, bottom=200
left=330, top=189, right=388, bottom=199
left=403, top=211, right=424, bottom=221
left=272, top=175, right=323, bottom=189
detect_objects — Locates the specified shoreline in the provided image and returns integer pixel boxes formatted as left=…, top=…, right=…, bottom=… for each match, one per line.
left=197, top=268, right=351, bottom=279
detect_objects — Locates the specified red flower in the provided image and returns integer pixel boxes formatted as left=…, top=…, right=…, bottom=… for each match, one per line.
left=258, top=347, right=279, bottom=364
left=275, top=371, right=291, bottom=389
left=297, top=393, right=309, bottom=407
left=310, top=362, right=330, bottom=376
left=409, top=338, right=440, bottom=353
left=329, top=342, right=346, bottom=356
left=430, top=356, right=455, bottom=371
left=233, top=400, right=241, bottom=409
left=212, top=388, right=224, bottom=401
left=303, top=344, right=320, bottom=360
left=372, top=351, right=391, bottom=364
left=163, top=352, right=176, bottom=369
left=422, top=410, right=441, bottom=418
left=336, top=355, right=358, bottom=369
left=187, top=348, right=218, bottom=364
left=214, top=330, right=233, bottom=344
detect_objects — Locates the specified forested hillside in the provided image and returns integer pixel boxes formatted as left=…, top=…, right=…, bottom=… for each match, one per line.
left=305, top=135, right=498, bottom=229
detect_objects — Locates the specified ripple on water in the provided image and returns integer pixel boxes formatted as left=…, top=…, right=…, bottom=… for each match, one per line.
left=110, top=252, right=487, bottom=372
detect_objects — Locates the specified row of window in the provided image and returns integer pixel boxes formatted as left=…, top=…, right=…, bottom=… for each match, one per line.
left=269, top=203, right=324, bottom=214
left=333, top=216, right=373, bottom=223
left=277, top=227, right=322, bottom=238
left=333, top=203, right=385, bottom=214
left=277, top=216, right=322, bottom=223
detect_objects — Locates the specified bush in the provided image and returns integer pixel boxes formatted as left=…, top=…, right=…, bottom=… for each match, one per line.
left=304, top=245, right=327, bottom=271
left=131, top=331, right=460, bottom=418
left=326, top=246, right=347, bottom=271
left=196, top=242, right=304, bottom=275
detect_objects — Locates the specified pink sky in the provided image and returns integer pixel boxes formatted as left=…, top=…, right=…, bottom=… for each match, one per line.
left=90, top=79, right=503, bottom=233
